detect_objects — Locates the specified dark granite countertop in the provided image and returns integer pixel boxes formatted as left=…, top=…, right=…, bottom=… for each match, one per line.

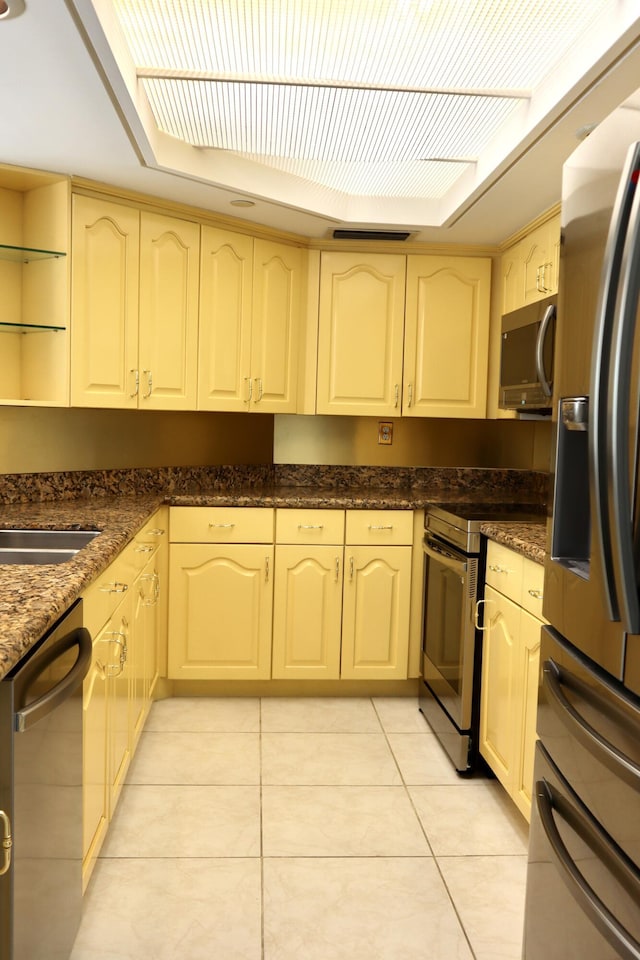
left=0, top=480, right=547, bottom=680
left=480, top=520, right=547, bottom=563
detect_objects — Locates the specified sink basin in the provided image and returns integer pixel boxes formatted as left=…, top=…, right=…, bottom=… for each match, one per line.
left=0, top=529, right=100, bottom=564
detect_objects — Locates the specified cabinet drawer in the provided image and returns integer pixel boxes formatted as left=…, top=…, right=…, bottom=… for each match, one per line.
left=345, top=510, right=413, bottom=545
left=485, top=540, right=523, bottom=603
left=83, top=541, right=137, bottom=638
left=276, top=509, right=345, bottom=544
left=521, top=557, right=545, bottom=619
left=169, top=507, right=274, bottom=543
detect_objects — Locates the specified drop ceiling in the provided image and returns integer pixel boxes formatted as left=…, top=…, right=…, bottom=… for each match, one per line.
left=2, top=0, right=640, bottom=242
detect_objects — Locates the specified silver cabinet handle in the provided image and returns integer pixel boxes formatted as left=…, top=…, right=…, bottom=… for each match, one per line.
left=139, top=572, right=160, bottom=605
left=255, top=377, right=263, bottom=402
left=335, top=557, right=340, bottom=582
left=349, top=556, right=354, bottom=580
left=407, top=383, right=413, bottom=407
left=148, top=528, right=165, bottom=537
left=298, top=524, right=324, bottom=530
left=244, top=377, right=253, bottom=403
left=103, top=630, right=127, bottom=676
left=129, top=369, right=139, bottom=399
left=142, top=369, right=153, bottom=399
left=265, top=556, right=270, bottom=582
left=394, top=384, right=399, bottom=408
left=488, top=564, right=513, bottom=574
left=135, top=543, right=155, bottom=554
left=369, top=524, right=393, bottom=531
left=99, top=581, right=129, bottom=594
left=474, top=598, right=494, bottom=631
left=528, top=588, right=543, bottom=600
left=208, top=522, right=236, bottom=529
left=0, top=810, right=12, bottom=877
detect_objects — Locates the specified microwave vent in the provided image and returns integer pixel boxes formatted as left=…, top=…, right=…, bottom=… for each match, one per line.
left=332, top=229, right=412, bottom=241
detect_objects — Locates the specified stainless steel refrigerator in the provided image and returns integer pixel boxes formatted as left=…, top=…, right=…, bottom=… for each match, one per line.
left=522, top=90, right=640, bottom=958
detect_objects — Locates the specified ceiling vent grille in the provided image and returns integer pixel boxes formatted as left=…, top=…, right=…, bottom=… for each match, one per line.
left=332, top=229, right=411, bottom=241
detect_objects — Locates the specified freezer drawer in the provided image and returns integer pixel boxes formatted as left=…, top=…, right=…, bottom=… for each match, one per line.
left=523, top=742, right=640, bottom=960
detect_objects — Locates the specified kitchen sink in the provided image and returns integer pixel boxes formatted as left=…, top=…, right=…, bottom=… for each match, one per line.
left=0, top=529, right=100, bottom=564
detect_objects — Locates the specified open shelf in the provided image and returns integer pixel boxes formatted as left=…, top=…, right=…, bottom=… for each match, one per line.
left=0, top=243, right=66, bottom=263
left=0, top=321, right=65, bottom=334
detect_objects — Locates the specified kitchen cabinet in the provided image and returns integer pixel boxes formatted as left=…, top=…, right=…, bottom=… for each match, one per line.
left=272, top=509, right=345, bottom=679
left=500, top=212, right=560, bottom=313
left=316, top=252, right=406, bottom=416
left=81, top=510, right=165, bottom=889
left=0, top=172, right=70, bottom=406
left=479, top=540, right=544, bottom=821
left=404, top=255, right=491, bottom=418
left=71, top=196, right=200, bottom=409
left=316, top=250, right=490, bottom=418
left=341, top=511, right=413, bottom=679
left=168, top=508, right=275, bottom=679
left=198, top=229, right=303, bottom=412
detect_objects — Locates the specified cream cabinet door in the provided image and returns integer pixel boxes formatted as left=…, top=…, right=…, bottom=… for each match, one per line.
left=250, top=238, right=302, bottom=413
left=479, top=584, right=520, bottom=792
left=501, top=241, right=525, bottom=315
left=513, top=609, right=542, bottom=821
left=168, top=543, right=273, bottom=679
left=82, top=632, right=109, bottom=885
left=138, top=211, right=200, bottom=410
left=317, top=252, right=406, bottom=416
left=341, top=545, right=411, bottom=679
left=71, top=195, right=140, bottom=407
left=404, top=255, right=491, bottom=418
left=272, top=544, right=343, bottom=679
left=198, top=226, right=253, bottom=411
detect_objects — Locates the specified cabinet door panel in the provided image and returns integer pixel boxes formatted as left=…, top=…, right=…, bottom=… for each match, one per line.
left=138, top=212, right=200, bottom=410
left=317, top=253, right=405, bottom=416
left=341, top=546, right=411, bottom=679
left=513, top=609, right=542, bottom=821
left=71, top=196, right=139, bottom=408
left=272, top=545, right=343, bottom=679
left=169, top=544, right=273, bottom=679
left=198, top=226, right=253, bottom=411
left=479, top=584, right=520, bottom=791
left=404, top=255, right=490, bottom=418
left=251, top=239, right=301, bottom=413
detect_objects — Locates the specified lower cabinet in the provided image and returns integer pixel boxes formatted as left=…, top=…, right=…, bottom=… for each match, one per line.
left=81, top=508, right=167, bottom=889
left=168, top=506, right=414, bottom=682
left=479, top=541, right=544, bottom=821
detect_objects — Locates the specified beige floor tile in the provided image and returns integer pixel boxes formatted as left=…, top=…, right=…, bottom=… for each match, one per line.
left=101, top=785, right=261, bottom=858
left=388, top=732, right=482, bottom=785
left=408, top=783, right=529, bottom=856
left=71, top=858, right=262, bottom=960
left=261, top=732, right=402, bottom=785
left=126, top=731, right=260, bottom=784
left=372, top=697, right=428, bottom=733
left=263, top=857, right=474, bottom=960
left=262, top=785, right=430, bottom=857
left=261, top=697, right=381, bottom=732
left=145, top=696, right=260, bottom=732
left=438, top=855, right=528, bottom=960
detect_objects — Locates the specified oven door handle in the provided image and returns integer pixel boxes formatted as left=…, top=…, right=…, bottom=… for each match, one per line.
left=423, top=538, right=467, bottom=576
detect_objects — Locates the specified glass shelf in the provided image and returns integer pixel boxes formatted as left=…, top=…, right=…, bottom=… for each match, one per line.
left=0, top=321, right=65, bottom=334
left=0, top=243, right=66, bottom=263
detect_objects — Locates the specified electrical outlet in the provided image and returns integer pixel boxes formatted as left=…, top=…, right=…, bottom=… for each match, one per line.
left=378, top=421, right=393, bottom=445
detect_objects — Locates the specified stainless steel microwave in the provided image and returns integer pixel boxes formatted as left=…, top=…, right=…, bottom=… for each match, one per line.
left=499, top=294, right=556, bottom=412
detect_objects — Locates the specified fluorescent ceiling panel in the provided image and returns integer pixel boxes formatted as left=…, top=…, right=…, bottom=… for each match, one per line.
left=109, top=0, right=617, bottom=202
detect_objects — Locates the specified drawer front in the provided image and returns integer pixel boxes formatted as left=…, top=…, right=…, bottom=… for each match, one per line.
left=521, top=555, right=545, bottom=619
left=83, top=543, right=137, bottom=638
left=345, top=510, right=413, bottom=545
left=276, top=509, right=345, bottom=544
left=169, top=507, right=274, bottom=543
left=485, top=540, right=523, bottom=603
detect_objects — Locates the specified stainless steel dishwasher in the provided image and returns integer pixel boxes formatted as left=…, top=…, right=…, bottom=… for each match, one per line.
left=0, top=599, right=91, bottom=960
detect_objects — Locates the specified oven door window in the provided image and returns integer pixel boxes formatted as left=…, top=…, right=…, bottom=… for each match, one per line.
left=422, top=536, right=477, bottom=730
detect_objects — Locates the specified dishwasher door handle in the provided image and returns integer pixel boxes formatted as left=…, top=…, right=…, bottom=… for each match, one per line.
left=15, top=627, right=92, bottom=733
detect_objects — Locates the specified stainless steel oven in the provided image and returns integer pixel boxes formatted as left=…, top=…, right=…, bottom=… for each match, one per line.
left=419, top=502, right=542, bottom=774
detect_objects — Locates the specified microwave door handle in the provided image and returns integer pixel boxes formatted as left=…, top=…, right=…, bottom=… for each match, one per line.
left=535, top=304, right=555, bottom=397
left=590, top=142, right=640, bottom=623
left=609, top=163, right=640, bottom=635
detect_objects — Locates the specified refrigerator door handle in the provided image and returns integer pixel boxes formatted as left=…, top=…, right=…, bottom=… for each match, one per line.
left=591, top=142, right=640, bottom=623
left=608, top=146, right=640, bottom=634
left=535, top=777, right=640, bottom=960
left=535, top=303, right=555, bottom=397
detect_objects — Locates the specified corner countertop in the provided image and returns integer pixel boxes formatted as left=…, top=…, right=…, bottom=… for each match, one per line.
left=480, top=520, right=547, bottom=563
left=0, top=488, right=547, bottom=680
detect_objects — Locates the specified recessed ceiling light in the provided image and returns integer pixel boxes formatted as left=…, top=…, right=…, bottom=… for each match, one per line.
left=0, top=3, right=10, bottom=18
left=230, top=199, right=256, bottom=207
left=0, top=0, right=25, bottom=19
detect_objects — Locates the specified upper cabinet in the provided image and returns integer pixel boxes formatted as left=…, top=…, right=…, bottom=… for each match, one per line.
left=404, top=255, right=491, bottom=419
left=71, top=196, right=200, bottom=409
left=0, top=171, right=70, bottom=406
left=198, top=229, right=304, bottom=413
left=316, top=250, right=491, bottom=418
left=501, top=212, right=560, bottom=314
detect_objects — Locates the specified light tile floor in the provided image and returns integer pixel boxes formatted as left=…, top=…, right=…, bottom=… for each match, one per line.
left=71, top=697, right=529, bottom=960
